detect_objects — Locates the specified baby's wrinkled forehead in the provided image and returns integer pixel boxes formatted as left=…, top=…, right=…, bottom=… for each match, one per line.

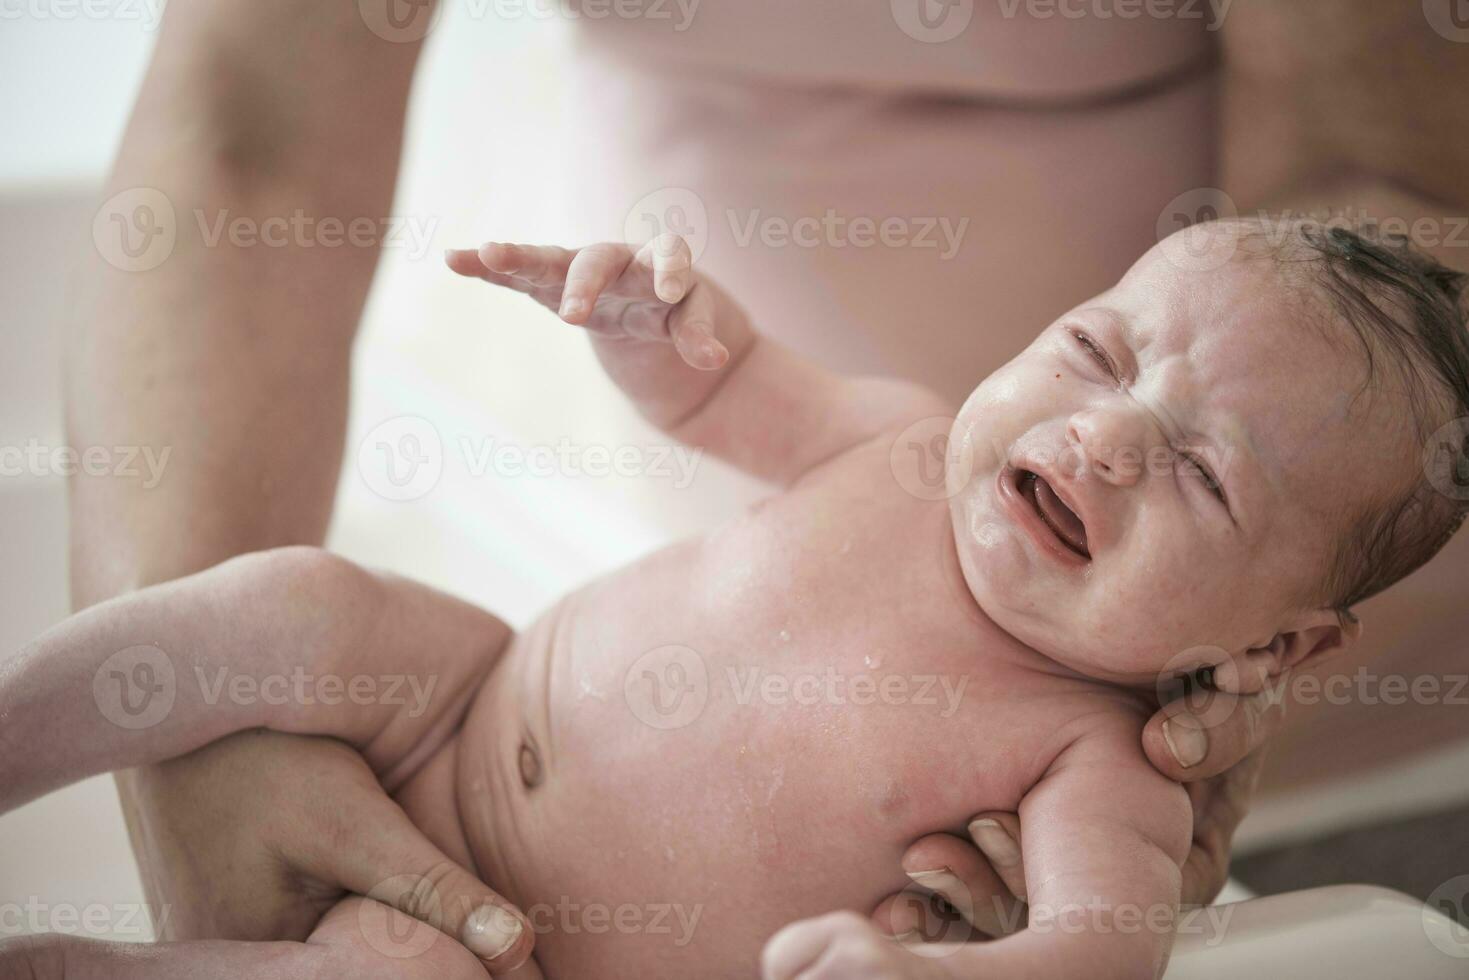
left=1110, top=235, right=1415, bottom=511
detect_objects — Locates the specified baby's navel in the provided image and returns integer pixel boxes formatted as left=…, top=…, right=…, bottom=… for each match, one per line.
left=519, top=739, right=543, bottom=789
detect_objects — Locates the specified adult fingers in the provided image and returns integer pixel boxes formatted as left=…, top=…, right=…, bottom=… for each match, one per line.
left=878, top=832, right=1025, bottom=941
left=314, top=896, right=545, bottom=980
left=1178, top=750, right=1266, bottom=907
left=1142, top=672, right=1291, bottom=782
left=962, top=812, right=1026, bottom=902
left=289, top=769, right=533, bottom=973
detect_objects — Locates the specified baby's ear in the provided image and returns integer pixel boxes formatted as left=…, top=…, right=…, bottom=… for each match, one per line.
left=1215, top=609, right=1362, bottom=694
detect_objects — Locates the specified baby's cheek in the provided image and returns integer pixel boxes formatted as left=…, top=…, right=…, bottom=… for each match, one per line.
left=1084, top=570, right=1196, bottom=662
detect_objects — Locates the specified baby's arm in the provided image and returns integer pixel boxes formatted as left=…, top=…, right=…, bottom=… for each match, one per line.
left=764, top=720, right=1191, bottom=980
left=447, top=237, right=950, bottom=487
left=0, top=547, right=509, bottom=812
left=967, top=724, right=1193, bottom=979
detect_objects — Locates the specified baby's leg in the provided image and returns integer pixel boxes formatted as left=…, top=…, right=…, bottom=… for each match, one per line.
left=1, top=547, right=512, bottom=810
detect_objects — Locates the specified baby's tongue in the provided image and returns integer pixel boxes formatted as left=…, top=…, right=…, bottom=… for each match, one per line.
left=1033, top=476, right=1088, bottom=554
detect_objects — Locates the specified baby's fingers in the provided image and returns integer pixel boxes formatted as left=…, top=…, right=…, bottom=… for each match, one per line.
left=445, top=247, right=557, bottom=303
left=479, top=242, right=578, bottom=289
left=445, top=248, right=520, bottom=288
left=640, top=232, right=694, bottom=304
left=668, top=283, right=729, bottom=371
left=560, top=243, right=636, bottom=324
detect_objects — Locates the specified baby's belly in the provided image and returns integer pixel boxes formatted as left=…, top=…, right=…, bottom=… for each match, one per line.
left=445, top=595, right=820, bottom=979
left=440, top=550, right=1070, bottom=978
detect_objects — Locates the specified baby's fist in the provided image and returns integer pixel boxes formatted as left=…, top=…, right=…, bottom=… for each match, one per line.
left=761, top=911, right=959, bottom=980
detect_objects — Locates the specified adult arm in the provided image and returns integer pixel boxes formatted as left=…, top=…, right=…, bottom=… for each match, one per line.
left=65, top=0, right=533, bottom=971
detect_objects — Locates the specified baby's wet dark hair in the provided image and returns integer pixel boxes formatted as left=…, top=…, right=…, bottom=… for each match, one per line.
left=1273, top=216, right=1469, bottom=619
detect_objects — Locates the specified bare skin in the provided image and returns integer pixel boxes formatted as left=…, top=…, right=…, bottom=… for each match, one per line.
left=56, top=1, right=539, bottom=975
left=53, top=0, right=1469, bottom=975
left=428, top=227, right=1381, bottom=978
left=21, top=223, right=1397, bottom=978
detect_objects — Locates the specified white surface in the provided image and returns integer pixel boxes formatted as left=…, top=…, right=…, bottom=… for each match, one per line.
left=1236, top=735, right=1469, bottom=855
left=0, top=9, right=156, bottom=187
left=1167, top=886, right=1469, bottom=979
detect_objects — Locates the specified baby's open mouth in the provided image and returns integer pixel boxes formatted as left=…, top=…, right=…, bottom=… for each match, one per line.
left=1018, top=470, right=1090, bottom=559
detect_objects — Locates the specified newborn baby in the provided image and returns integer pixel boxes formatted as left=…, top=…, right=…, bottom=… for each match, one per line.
left=10, top=217, right=1468, bottom=979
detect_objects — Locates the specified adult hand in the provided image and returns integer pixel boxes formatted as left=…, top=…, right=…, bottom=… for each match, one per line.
left=0, top=894, right=544, bottom=980
left=115, top=729, right=535, bottom=973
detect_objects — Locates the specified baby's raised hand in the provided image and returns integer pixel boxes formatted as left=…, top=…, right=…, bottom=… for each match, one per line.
left=447, top=234, right=731, bottom=370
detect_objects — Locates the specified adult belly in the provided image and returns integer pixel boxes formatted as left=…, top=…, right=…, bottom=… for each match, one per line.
left=565, top=4, right=1219, bottom=404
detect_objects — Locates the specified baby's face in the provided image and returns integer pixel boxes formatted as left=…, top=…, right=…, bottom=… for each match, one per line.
left=947, top=229, right=1408, bottom=684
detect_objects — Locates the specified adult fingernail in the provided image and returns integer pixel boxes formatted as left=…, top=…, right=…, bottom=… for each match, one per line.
left=1163, top=715, right=1208, bottom=769
left=560, top=298, right=586, bottom=319
left=967, top=818, right=1021, bottom=867
left=461, top=904, right=523, bottom=960
left=906, top=867, right=962, bottom=893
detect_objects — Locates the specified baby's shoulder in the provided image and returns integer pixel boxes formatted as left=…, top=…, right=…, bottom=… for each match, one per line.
left=1042, top=686, right=1157, bottom=772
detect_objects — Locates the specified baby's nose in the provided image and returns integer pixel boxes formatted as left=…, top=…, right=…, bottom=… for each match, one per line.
left=1066, top=407, right=1151, bottom=487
